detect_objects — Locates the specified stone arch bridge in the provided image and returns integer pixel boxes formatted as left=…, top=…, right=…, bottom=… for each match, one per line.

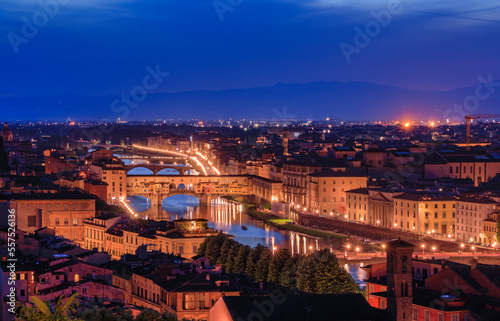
left=123, top=164, right=196, bottom=175
left=126, top=175, right=252, bottom=206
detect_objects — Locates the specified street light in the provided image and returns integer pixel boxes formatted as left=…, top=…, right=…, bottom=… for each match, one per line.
left=421, top=243, right=426, bottom=254
left=460, top=243, right=465, bottom=254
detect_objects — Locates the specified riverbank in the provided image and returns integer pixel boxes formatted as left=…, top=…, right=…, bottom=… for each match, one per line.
left=224, top=196, right=347, bottom=243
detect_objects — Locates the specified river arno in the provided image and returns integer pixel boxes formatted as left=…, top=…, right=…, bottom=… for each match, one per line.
left=127, top=194, right=366, bottom=287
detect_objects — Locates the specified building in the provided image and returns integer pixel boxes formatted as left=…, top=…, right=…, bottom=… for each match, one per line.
left=306, top=170, right=368, bottom=215
left=210, top=293, right=378, bottom=321
left=1, top=191, right=98, bottom=245
left=424, top=152, right=500, bottom=186
left=392, top=193, right=458, bottom=235
left=102, top=166, right=127, bottom=201
left=386, top=239, right=414, bottom=321
left=1, top=123, right=13, bottom=142
left=455, top=196, right=498, bottom=243
left=85, top=219, right=226, bottom=260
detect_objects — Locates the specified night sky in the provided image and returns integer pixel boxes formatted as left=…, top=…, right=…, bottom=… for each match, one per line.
left=1, top=0, right=500, bottom=116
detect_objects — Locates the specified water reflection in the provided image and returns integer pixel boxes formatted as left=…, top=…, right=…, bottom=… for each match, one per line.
left=344, top=263, right=367, bottom=288
left=128, top=195, right=322, bottom=253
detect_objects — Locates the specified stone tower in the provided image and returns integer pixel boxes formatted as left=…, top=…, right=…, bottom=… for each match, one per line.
left=282, top=127, right=289, bottom=156
left=387, top=238, right=414, bottom=321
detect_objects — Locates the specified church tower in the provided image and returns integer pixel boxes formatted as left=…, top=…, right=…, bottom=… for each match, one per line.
left=386, top=238, right=414, bottom=321
left=282, top=127, right=289, bottom=156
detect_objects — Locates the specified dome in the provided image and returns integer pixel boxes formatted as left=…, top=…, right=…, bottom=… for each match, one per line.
left=1, top=123, right=13, bottom=142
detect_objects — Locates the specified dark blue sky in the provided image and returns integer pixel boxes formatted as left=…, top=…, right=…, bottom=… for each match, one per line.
left=1, top=0, right=500, bottom=98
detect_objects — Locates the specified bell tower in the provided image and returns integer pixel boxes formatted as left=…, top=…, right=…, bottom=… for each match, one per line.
left=282, top=127, right=289, bottom=156
left=386, top=238, right=414, bottom=321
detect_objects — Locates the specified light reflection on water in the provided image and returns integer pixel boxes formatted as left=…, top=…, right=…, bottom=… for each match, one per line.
left=127, top=194, right=365, bottom=285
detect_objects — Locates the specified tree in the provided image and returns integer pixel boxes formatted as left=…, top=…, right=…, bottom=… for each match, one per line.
left=217, top=238, right=238, bottom=265
left=245, top=244, right=266, bottom=279
left=196, top=238, right=208, bottom=257
left=77, top=306, right=117, bottom=321
left=314, top=249, right=343, bottom=294
left=268, top=248, right=291, bottom=283
left=233, top=245, right=252, bottom=274
left=296, top=255, right=316, bottom=293
left=253, top=248, right=272, bottom=282
left=16, top=292, right=81, bottom=321
left=279, top=255, right=300, bottom=289
left=225, top=243, right=243, bottom=273
left=204, top=234, right=229, bottom=264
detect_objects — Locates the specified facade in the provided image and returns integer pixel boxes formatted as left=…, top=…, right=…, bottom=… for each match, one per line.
left=424, top=153, right=500, bottom=186
left=102, top=166, right=127, bottom=201
left=392, top=193, right=457, bottom=235
left=3, top=192, right=97, bottom=245
left=250, top=175, right=282, bottom=203
left=84, top=219, right=224, bottom=260
left=455, top=196, right=498, bottom=243
left=306, top=170, right=368, bottom=215
left=386, top=239, right=414, bottom=321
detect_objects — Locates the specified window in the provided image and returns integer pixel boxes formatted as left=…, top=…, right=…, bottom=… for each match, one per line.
left=46, top=204, right=51, bottom=211
left=438, top=313, right=444, bottom=321
left=55, top=218, right=60, bottom=226
left=63, top=203, right=69, bottom=211
left=425, top=310, right=430, bottom=321
left=64, top=218, right=69, bottom=226
left=413, top=308, right=418, bottom=320
left=184, top=293, right=196, bottom=310
left=72, top=203, right=78, bottom=210
left=380, top=300, right=386, bottom=309
left=82, top=203, right=88, bottom=210
left=28, top=215, right=37, bottom=227
left=55, top=204, right=60, bottom=210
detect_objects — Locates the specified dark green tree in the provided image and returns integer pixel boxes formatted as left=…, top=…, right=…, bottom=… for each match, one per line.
left=253, top=248, right=272, bottom=282
left=245, top=244, right=267, bottom=279
left=204, top=234, right=229, bottom=264
left=225, top=243, right=243, bottom=273
left=268, top=248, right=291, bottom=283
left=196, top=238, right=208, bottom=257
left=314, top=249, right=343, bottom=294
left=217, top=238, right=238, bottom=265
left=279, top=255, right=300, bottom=288
left=233, top=245, right=252, bottom=274
left=296, top=255, right=316, bottom=293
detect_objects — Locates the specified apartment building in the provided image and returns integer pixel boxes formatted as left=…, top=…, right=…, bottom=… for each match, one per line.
left=306, top=170, right=368, bottom=215
left=2, top=191, right=97, bottom=244
left=455, top=196, right=498, bottom=243
left=392, top=193, right=457, bottom=235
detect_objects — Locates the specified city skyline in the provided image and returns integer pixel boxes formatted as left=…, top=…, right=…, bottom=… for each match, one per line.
left=2, top=0, right=500, bottom=120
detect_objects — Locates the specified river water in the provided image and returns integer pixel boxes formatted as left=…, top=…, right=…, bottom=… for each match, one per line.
left=127, top=194, right=366, bottom=286
left=120, top=157, right=365, bottom=286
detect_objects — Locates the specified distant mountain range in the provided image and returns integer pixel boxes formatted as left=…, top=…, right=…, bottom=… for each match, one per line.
left=2, top=80, right=500, bottom=121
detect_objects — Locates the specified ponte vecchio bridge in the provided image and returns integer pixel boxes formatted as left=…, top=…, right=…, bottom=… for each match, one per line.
left=123, top=164, right=196, bottom=176
left=126, top=174, right=252, bottom=206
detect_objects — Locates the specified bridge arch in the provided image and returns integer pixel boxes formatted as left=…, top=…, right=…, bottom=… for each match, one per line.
left=157, top=168, right=181, bottom=175
left=126, top=167, right=154, bottom=175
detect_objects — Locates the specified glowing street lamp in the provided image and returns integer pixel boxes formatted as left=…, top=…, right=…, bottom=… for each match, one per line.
left=460, top=243, right=465, bottom=254
left=421, top=243, right=426, bottom=254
